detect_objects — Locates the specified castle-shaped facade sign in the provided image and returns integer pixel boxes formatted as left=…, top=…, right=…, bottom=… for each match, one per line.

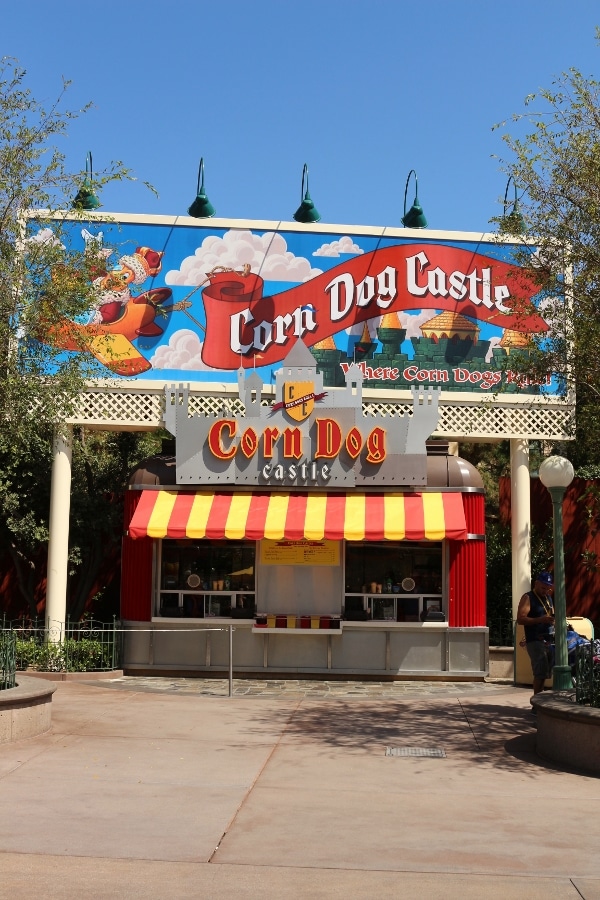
left=164, top=340, right=440, bottom=488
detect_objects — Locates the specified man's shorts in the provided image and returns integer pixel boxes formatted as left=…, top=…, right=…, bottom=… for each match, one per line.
left=525, top=640, right=551, bottom=679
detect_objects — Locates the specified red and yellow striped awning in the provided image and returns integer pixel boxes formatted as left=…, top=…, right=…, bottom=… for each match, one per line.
left=129, top=491, right=467, bottom=542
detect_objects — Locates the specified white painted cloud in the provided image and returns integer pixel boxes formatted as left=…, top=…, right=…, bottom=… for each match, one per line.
left=400, top=310, right=438, bottom=340
left=26, top=227, right=64, bottom=248
left=149, top=329, right=214, bottom=371
left=313, top=236, right=364, bottom=257
left=166, top=230, right=322, bottom=286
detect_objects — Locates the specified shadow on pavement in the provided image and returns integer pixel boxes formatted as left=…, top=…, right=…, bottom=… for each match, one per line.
left=245, top=698, right=557, bottom=774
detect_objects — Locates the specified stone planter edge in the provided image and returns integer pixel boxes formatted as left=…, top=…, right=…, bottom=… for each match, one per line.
left=532, top=689, right=600, bottom=775
left=0, top=674, right=56, bottom=743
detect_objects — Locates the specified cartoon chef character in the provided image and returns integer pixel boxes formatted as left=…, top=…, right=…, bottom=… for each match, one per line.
left=90, top=246, right=165, bottom=324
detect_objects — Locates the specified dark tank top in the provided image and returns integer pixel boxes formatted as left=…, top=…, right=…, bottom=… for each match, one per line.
left=524, top=589, right=554, bottom=643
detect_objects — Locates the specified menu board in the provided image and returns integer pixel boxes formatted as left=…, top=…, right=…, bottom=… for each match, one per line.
left=260, top=539, right=340, bottom=566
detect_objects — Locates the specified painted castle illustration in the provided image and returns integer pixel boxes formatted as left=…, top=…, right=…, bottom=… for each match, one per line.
left=311, top=312, right=540, bottom=394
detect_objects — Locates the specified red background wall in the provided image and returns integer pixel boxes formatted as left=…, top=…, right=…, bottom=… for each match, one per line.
left=449, top=493, right=486, bottom=627
left=121, top=492, right=153, bottom=622
left=500, top=476, right=600, bottom=626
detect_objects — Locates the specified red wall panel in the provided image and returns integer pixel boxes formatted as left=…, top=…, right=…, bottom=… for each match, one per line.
left=449, top=538, right=486, bottom=627
left=448, top=493, right=486, bottom=627
left=462, top=492, right=485, bottom=534
left=121, top=491, right=153, bottom=622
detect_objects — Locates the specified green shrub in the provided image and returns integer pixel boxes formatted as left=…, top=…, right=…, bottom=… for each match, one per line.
left=15, top=638, right=43, bottom=671
left=15, top=636, right=115, bottom=672
left=62, top=638, right=107, bottom=671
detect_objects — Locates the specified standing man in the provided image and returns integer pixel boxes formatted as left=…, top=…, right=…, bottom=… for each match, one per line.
left=517, top=571, right=555, bottom=698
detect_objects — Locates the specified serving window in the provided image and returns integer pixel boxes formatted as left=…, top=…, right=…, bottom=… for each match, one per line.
left=156, top=540, right=256, bottom=618
left=344, top=541, right=444, bottom=621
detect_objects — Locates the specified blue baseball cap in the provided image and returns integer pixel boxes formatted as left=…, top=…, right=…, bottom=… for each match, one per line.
left=535, top=571, right=553, bottom=586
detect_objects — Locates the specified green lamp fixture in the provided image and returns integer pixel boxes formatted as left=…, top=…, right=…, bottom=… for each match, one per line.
left=293, top=163, right=321, bottom=223
left=72, top=152, right=101, bottom=211
left=501, top=176, right=526, bottom=233
left=188, top=157, right=216, bottom=218
left=401, top=169, right=428, bottom=228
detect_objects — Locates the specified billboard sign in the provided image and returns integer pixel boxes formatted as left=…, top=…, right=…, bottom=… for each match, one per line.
left=31, top=214, right=556, bottom=398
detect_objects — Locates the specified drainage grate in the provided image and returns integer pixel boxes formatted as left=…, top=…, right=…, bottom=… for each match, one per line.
left=385, top=747, right=446, bottom=758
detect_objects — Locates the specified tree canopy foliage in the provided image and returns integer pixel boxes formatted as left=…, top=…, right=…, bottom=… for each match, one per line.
left=495, top=33, right=600, bottom=468
left=0, top=58, right=158, bottom=620
left=0, top=57, right=136, bottom=439
left=1, top=428, right=162, bottom=621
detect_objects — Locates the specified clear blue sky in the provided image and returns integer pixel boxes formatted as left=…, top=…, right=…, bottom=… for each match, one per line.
left=3, top=1, right=599, bottom=232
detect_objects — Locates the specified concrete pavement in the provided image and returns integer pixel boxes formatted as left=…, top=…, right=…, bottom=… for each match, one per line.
left=0, top=677, right=599, bottom=899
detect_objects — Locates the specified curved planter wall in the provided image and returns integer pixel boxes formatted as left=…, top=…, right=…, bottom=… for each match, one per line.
left=533, top=691, right=600, bottom=774
left=0, top=676, right=56, bottom=743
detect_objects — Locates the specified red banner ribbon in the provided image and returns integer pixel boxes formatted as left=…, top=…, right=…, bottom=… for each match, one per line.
left=272, top=391, right=328, bottom=412
left=200, top=243, right=547, bottom=370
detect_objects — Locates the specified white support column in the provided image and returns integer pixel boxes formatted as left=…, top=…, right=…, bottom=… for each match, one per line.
left=45, top=425, right=73, bottom=641
left=510, top=438, right=531, bottom=620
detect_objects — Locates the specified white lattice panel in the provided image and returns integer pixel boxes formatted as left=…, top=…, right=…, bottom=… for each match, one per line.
left=69, top=383, right=574, bottom=441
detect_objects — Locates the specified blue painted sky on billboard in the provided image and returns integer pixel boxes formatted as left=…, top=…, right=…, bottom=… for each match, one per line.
left=3, top=1, right=600, bottom=232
